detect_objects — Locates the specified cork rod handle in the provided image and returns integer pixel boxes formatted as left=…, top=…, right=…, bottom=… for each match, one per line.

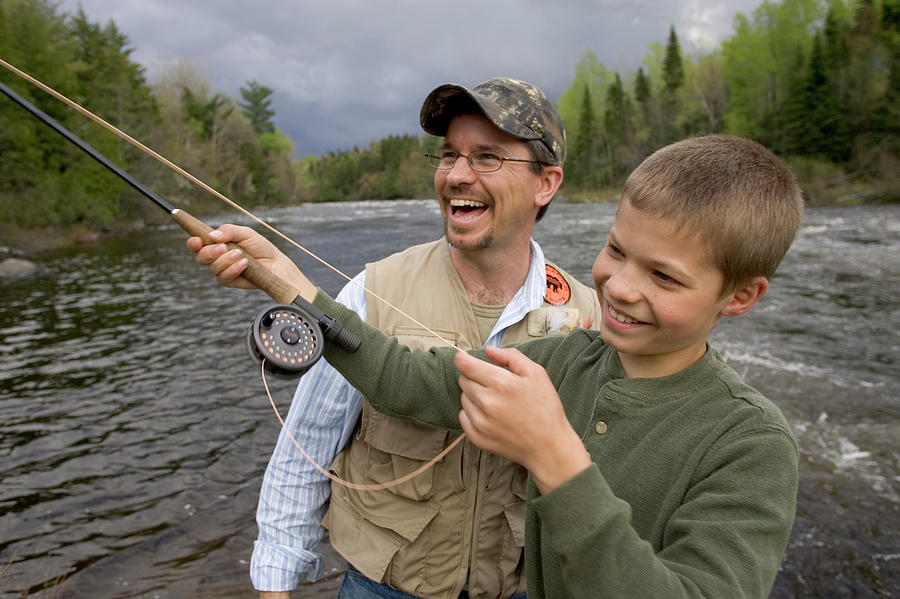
left=171, top=209, right=300, bottom=305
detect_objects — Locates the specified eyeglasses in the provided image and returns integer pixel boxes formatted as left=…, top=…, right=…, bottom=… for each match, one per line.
left=425, top=150, right=547, bottom=173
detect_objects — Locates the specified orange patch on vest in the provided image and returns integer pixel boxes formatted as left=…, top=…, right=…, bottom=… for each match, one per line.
left=544, top=265, right=570, bottom=305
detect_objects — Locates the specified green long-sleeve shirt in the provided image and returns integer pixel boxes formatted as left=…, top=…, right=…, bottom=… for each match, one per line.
left=314, top=291, right=798, bottom=599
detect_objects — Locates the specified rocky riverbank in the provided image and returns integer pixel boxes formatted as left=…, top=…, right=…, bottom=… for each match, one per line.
left=0, top=220, right=151, bottom=278
left=0, top=245, right=43, bottom=278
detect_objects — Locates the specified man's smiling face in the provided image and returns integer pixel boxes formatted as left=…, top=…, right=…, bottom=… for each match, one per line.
left=435, top=113, right=546, bottom=253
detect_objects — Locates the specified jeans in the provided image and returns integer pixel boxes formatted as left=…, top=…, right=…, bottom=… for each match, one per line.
left=337, top=563, right=527, bottom=599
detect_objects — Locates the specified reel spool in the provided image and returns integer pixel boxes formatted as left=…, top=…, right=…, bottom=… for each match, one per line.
left=247, top=304, right=324, bottom=376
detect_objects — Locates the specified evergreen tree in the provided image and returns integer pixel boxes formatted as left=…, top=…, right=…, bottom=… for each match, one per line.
left=236, top=81, right=282, bottom=201
left=844, top=0, right=878, bottom=137
left=780, top=45, right=812, bottom=155
left=604, top=72, right=633, bottom=178
left=634, top=67, right=651, bottom=111
left=663, top=25, right=684, bottom=94
left=721, top=0, right=825, bottom=143
left=807, top=33, right=852, bottom=160
left=571, top=84, right=603, bottom=189
left=604, top=73, right=627, bottom=144
left=239, top=80, right=275, bottom=134
left=823, top=6, right=851, bottom=74
left=661, top=25, right=684, bottom=142
left=632, top=67, right=657, bottom=158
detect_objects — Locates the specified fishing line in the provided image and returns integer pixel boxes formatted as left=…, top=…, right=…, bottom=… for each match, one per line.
left=261, top=359, right=466, bottom=491
left=0, top=58, right=468, bottom=491
left=0, top=57, right=460, bottom=353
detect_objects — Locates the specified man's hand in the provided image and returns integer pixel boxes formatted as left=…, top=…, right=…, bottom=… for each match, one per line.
left=185, top=224, right=315, bottom=300
left=455, top=346, right=591, bottom=494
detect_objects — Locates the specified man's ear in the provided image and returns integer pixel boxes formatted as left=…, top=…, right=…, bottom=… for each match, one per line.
left=535, top=165, right=563, bottom=208
left=721, top=276, right=768, bottom=317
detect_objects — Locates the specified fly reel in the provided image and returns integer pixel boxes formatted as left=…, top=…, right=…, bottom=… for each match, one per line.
left=247, top=304, right=325, bottom=376
left=247, top=299, right=361, bottom=377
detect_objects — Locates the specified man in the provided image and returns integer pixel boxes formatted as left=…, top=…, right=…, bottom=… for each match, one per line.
left=189, top=78, right=600, bottom=599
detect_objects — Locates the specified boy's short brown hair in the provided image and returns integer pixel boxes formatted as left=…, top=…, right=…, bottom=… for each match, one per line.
left=622, top=134, right=804, bottom=293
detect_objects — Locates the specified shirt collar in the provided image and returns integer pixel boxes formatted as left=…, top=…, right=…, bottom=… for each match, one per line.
left=484, top=238, right=546, bottom=347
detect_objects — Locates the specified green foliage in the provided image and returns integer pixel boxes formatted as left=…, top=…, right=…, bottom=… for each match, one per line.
left=662, top=25, right=684, bottom=94
left=604, top=73, right=636, bottom=178
left=569, top=84, right=604, bottom=188
left=0, top=0, right=440, bottom=227
left=0, top=0, right=311, bottom=227
left=722, top=0, right=825, bottom=145
left=260, top=129, right=292, bottom=155
left=558, top=49, right=615, bottom=139
left=681, top=51, right=727, bottom=134
left=301, top=135, right=433, bottom=203
left=181, top=87, right=233, bottom=141
left=0, top=0, right=896, bottom=232
left=634, top=67, right=651, bottom=107
left=804, top=34, right=852, bottom=160
left=560, top=0, right=897, bottom=196
left=0, top=0, right=116, bottom=226
left=240, top=80, right=275, bottom=134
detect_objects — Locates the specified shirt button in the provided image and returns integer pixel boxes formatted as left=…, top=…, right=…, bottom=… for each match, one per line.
left=595, top=420, right=608, bottom=435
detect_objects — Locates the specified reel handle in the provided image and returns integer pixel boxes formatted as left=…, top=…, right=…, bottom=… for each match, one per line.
left=172, top=208, right=300, bottom=304
left=292, top=295, right=362, bottom=353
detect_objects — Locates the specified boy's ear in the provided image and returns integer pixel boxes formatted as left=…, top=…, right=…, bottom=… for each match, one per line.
left=721, top=276, right=768, bottom=317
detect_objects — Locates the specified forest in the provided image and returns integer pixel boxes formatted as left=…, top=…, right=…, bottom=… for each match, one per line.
left=0, top=0, right=897, bottom=232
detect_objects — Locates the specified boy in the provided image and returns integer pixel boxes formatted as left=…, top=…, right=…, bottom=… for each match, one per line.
left=199, top=134, right=803, bottom=598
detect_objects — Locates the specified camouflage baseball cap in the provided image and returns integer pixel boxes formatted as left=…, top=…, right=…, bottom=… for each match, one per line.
left=420, top=77, right=566, bottom=166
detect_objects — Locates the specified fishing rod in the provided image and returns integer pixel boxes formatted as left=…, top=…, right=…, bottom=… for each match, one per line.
left=1, top=64, right=467, bottom=490
left=0, top=79, right=360, bottom=375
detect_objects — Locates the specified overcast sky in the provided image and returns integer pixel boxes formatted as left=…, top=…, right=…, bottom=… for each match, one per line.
left=57, top=0, right=762, bottom=158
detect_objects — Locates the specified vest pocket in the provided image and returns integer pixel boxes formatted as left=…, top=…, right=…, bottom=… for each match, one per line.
left=502, top=467, right=528, bottom=549
left=496, top=490, right=528, bottom=595
left=503, top=498, right=527, bottom=548
left=360, top=410, right=451, bottom=500
left=324, top=482, right=439, bottom=583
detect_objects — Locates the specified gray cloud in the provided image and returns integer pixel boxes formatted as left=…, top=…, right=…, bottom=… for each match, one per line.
left=58, top=0, right=761, bottom=157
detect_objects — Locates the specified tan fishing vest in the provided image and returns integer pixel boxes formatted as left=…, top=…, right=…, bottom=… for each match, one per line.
left=323, top=238, right=600, bottom=599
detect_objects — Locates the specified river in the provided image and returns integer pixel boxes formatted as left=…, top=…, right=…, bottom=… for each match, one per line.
left=1, top=200, right=898, bottom=598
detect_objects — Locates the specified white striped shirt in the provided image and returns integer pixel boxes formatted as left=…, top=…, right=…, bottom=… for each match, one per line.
left=250, top=239, right=551, bottom=591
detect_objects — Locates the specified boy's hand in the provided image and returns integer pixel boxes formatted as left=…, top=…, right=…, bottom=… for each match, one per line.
left=455, top=347, right=591, bottom=494
left=186, top=224, right=313, bottom=299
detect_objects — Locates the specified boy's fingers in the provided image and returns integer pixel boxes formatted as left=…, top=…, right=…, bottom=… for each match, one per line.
left=459, top=395, right=489, bottom=438
left=458, top=408, right=480, bottom=440
left=456, top=347, right=540, bottom=390
left=454, top=350, right=505, bottom=386
left=484, top=346, right=539, bottom=378
left=457, top=371, right=488, bottom=405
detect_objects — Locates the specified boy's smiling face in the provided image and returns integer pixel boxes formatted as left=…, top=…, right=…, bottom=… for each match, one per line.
left=592, top=198, right=749, bottom=379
